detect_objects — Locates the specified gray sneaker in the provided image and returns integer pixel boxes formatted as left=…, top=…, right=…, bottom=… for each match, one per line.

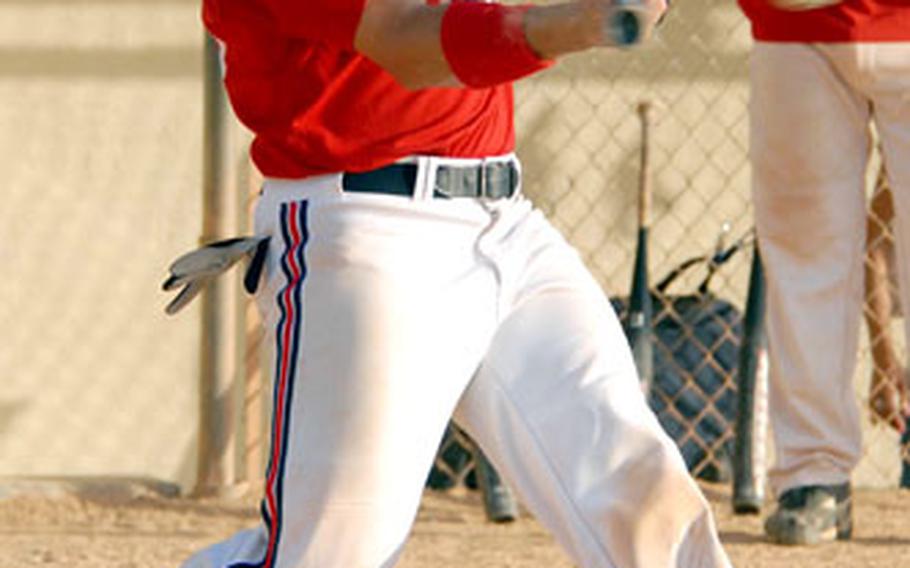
left=764, top=483, right=852, bottom=545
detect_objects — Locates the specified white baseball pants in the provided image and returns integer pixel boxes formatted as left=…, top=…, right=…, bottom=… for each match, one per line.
left=750, top=42, right=910, bottom=495
left=182, top=157, right=731, bottom=568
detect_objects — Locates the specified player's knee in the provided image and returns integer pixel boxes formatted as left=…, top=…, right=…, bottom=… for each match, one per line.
left=629, top=436, right=708, bottom=517
left=586, top=442, right=715, bottom=567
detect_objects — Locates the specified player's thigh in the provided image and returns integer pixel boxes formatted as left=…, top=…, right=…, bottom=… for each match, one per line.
left=453, top=279, right=655, bottom=477
left=750, top=42, right=870, bottom=245
left=750, top=42, right=870, bottom=176
left=453, top=280, right=709, bottom=566
left=454, top=211, right=648, bottom=444
left=871, top=44, right=910, bottom=226
left=252, top=191, right=498, bottom=564
left=456, top=282, right=650, bottom=463
left=274, top=211, right=492, bottom=490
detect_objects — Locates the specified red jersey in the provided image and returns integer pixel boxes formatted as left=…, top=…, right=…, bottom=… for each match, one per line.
left=203, top=0, right=514, bottom=179
left=738, top=0, right=910, bottom=42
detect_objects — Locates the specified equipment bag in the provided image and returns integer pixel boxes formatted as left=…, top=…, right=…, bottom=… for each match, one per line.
left=613, top=232, right=752, bottom=482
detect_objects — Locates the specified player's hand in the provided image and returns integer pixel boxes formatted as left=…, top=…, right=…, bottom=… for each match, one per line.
left=524, top=0, right=667, bottom=62
left=869, top=365, right=910, bottom=433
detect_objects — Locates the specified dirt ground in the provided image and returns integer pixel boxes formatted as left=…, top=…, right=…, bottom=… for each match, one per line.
left=0, top=481, right=909, bottom=568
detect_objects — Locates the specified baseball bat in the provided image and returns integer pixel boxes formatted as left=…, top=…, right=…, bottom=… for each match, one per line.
left=626, top=101, right=655, bottom=394
left=472, top=444, right=519, bottom=523
left=732, top=241, right=769, bottom=514
left=901, top=426, right=910, bottom=488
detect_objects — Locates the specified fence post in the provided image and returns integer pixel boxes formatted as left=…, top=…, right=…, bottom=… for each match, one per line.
left=196, top=31, right=241, bottom=496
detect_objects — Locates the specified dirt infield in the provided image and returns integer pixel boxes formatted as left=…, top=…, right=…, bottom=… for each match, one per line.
left=0, top=481, right=908, bottom=567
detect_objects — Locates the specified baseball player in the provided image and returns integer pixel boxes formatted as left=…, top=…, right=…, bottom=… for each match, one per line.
left=737, top=0, right=910, bottom=546
left=180, top=0, right=733, bottom=566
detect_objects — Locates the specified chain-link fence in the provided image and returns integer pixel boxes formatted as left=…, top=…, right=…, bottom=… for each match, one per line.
left=0, top=0, right=203, bottom=489
left=863, top=159, right=910, bottom=487
left=1, top=0, right=906, bottom=501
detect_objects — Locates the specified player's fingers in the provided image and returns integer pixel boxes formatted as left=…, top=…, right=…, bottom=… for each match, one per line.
left=890, top=411, right=906, bottom=434
left=869, top=380, right=905, bottom=433
left=871, top=403, right=903, bottom=433
left=870, top=394, right=886, bottom=424
left=890, top=369, right=910, bottom=419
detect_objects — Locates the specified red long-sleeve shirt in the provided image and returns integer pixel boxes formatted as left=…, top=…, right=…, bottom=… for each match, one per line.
left=203, top=0, right=515, bottom=179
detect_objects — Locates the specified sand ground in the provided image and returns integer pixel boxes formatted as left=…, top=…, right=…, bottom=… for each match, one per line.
left=0, top=481, right=908, bottom=567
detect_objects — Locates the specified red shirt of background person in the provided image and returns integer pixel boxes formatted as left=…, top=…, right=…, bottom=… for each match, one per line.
left=738, top=0, right=910, bottom=42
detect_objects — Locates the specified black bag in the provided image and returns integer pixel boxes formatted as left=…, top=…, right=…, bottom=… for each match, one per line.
left=612, top=233, right=752, bottom=482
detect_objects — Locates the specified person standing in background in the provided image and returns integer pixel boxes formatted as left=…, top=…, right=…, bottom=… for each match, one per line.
left=737, top=0, right=910, bottom=546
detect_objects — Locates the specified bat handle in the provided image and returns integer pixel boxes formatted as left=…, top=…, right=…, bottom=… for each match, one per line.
left=637, top=101, right=653, bottom=229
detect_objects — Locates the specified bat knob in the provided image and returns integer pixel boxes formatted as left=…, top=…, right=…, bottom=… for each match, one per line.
left=604, top=1, right=646, bottom=47
left=637, top=100, right=652, bottom=118
left=609, top=11, right=640, bottom=46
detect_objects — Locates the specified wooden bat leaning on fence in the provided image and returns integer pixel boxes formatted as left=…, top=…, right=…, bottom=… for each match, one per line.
left=626, top=100, right=655, bottom=394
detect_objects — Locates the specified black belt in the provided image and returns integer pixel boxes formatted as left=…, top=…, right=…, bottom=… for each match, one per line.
left=342, top=161, right=519, bottom=200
